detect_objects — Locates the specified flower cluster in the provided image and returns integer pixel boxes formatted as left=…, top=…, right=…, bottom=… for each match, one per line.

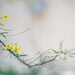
left=5, top=44, right=21, bottom=52
left=0, top=14, right=8, bottom=26
left=0, top=14, right=21, bottom=52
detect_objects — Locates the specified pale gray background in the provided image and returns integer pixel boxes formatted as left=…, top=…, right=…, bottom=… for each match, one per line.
left=0, top=0, right=75, bottom=75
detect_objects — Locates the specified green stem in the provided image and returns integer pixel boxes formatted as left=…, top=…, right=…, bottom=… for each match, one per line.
left=0, top=40, right=5, bottom=46
left=0, top=40, right=30, bottom=68
left=0, top=27, right=14, bottom=31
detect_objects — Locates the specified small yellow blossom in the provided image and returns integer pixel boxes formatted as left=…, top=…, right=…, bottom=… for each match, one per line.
left=2, top=14, right=8, bottom=20
left=0, top=23, right=5, bottom=26
left=11, top=45, right=16, bottom=50
left=11, top=45, right=21, bottom=51
left=5, top=44, right=11, bottom=50
left=15, top=46, right=21, bottom=51
left=1, top=24, right=5, bottom=26
left=4, top=44, right=21, bottom=52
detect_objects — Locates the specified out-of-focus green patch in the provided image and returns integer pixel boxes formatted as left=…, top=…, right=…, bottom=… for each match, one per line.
left=0, top=66, right=20, bottom=75
left=0, top=64, right=60, bottom=75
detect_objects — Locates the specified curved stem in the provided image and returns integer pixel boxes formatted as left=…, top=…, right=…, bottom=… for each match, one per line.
left=0, top=40, right=62, bottom=68
left=0, top=40, right=30, bottom=68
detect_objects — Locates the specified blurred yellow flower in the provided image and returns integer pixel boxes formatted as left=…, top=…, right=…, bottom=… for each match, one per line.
left=0, top=23, right=5, bottom=26
left=1, top=24, right=5, bottom=26
left=11, top=45, right=21, bottom=51
left=5, top=44, right=21, bottom=52
left=15, top=46, right=21, bottom=51
left=2, top=14, right=8, bottom=20
left=5, top=44, right=11, bottom=50
left=11, top=45, right=16, bottom=50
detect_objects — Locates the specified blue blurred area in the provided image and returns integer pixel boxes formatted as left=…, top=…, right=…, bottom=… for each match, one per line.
left=28, top=0, right=45, bottom=15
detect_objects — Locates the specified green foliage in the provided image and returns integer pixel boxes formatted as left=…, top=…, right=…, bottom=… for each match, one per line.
left=0, top=65, right=60, bottom=75
left=0, top=68, right=20, bottom=75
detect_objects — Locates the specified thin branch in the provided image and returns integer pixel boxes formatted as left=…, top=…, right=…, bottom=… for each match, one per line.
left=0, top=27, right=14, bottom=31
left=28, top=49, right=51, bottom=65
left=0, top=40, right=30, bottom=68
left=0, top=40, right=59, bottom=68
left=0, top=40, right=73, bottom=68
left=6, top=28, right=31, bottom=36
left=29, top=55, right=58, bottom=68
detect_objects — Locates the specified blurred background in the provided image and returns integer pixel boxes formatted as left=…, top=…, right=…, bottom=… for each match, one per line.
left=0, top=0, right=75, bottom=75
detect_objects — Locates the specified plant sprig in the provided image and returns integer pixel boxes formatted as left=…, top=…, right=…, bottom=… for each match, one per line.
left=0, top=14, right=75, bottom=68
left=0, top=40, right=75, bottom=68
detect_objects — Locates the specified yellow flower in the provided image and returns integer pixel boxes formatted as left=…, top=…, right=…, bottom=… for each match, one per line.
left=4, top=44, right=21, bottom=52
left=0, top=23, right=5, bottom=26
left=11, top=45, right=16, bottom=50
left=11, top=45, right=21, bottom=51
left=2, top=24, right=5, bottom=26
left=5, top=44, right=11, bottom=50
left=15, top=46, right=21, bottom=51
left=2, top=14, right=8, bottom=20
